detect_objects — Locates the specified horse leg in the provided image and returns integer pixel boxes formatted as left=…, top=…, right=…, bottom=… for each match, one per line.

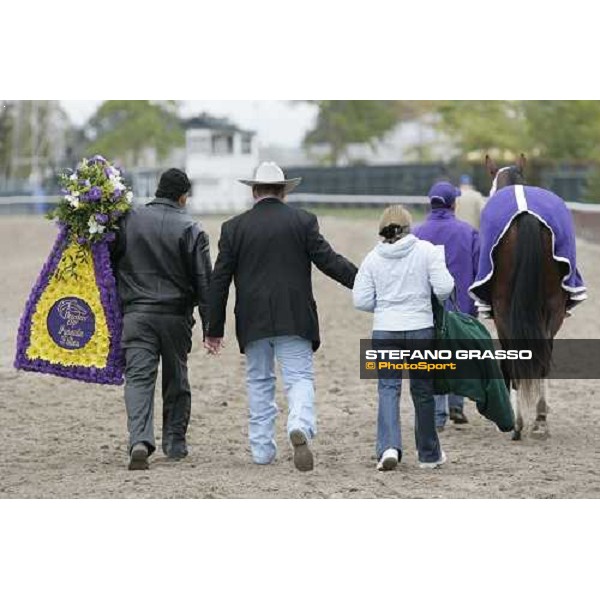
left=531, top=378, right=550, bottom=440
left=529, top=230, right=565, bottom=442
left=511, top=387, right=524, bottom=441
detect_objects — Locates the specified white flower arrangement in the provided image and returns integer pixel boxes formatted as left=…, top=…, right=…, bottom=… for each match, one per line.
left=49, top=155, right=133, bottom=244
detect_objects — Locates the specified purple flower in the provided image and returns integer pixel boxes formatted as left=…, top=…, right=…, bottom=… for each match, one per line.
left=77, top=236, right=87, bottom=245
left=104, top=231, right=116, bottom=243
left=87, top=186, right=102, bottom=202
left=112, top=188, right=123, bottom=199
left=95, top=213, right=109, bottom=225
left=88, top=155, right=107, bottom=165
left=110, top=210, right=123, bottom=219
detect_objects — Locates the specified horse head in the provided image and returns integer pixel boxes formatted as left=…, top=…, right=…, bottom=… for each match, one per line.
left=57, top=298, right=89, bottom=325
left=485, top=154, right=526, bottom=196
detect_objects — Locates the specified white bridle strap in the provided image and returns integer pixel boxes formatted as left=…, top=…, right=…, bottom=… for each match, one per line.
left=489, top=166, right=511, bottom=197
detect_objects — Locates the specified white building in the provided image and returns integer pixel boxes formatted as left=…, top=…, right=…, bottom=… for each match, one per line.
left=184, top=114, right=259, bottom=213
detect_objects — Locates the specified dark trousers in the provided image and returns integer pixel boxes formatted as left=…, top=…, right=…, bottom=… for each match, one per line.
left=122, top=312, right=194, bottom=455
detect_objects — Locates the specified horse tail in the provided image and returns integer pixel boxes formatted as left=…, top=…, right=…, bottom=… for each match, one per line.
left=507, top=213, right=553, bottom=403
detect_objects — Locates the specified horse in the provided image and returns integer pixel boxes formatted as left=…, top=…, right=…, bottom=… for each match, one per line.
left=483, top=154, right=570, bottom=440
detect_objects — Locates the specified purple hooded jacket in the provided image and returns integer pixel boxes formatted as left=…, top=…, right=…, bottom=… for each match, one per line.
left=413, top=207, right=480, bottom=316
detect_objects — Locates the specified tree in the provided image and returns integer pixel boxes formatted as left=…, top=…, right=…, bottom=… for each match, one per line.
left=393, top=100, right=442, bottom=121
left=85, top=101, right=184, bottom=166
left=0, top=102, right=14, bottom=179
left=431, top=100, right=600, bottom=164
left=303, top=101, right=399, bottom=166
left=0, top=101, right=72, bottom=182
left=522, top=101, right=600, bottom=162
left=433, top=101, right=529, bottom=159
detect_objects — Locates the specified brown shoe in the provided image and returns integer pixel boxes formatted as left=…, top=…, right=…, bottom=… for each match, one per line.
left=128, top=443, right=149, bottom=470
left=289, top=430, right=314, bottom=472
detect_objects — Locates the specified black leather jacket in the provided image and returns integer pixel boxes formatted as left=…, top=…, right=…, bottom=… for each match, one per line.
left=111, top=198, right=212, bottom=333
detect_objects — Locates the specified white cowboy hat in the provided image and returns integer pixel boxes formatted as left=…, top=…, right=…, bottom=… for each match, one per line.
left=239, top=161, right=302, bottom=194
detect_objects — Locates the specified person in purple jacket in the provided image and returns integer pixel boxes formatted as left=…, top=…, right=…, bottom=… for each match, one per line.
left=413, top=181, right=480, bottom=429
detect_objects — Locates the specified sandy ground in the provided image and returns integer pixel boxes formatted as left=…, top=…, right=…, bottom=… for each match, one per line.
left=1, top=214, right=600, bottom=498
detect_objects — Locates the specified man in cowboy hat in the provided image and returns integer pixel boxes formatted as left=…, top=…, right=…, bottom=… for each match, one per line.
left=205, top=161, right=357, bottom=471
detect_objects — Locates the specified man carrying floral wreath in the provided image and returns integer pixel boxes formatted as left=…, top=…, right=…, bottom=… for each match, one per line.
left=111, top=168, right=212, bottom=470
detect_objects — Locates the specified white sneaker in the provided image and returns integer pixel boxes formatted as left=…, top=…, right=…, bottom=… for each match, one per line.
left=418, top=450, right=447, bottom=469
left=376, top=448, right=399, bottom=471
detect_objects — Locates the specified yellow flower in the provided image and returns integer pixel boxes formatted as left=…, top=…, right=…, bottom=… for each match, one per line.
left=26, top=242, right=112, bottom=368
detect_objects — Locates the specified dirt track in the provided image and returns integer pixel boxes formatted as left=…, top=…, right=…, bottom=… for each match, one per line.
left=1, top=215, right=599, bottom=498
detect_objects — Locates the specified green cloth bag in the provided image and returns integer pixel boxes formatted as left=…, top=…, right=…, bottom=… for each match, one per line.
left=432, top=295, right=514, bottom=432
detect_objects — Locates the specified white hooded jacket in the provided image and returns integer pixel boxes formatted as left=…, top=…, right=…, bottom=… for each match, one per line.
left=353, top=234, right=454, bottom=331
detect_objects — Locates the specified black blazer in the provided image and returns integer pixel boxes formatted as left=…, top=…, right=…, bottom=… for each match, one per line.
left=207, top=197, right=357, bottom=352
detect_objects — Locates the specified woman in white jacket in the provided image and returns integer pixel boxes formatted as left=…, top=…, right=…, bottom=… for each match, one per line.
left=353, top=206, right=454, bottom=471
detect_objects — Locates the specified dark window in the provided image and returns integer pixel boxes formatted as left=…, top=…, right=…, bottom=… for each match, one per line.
left=241, top=134, right=252, bottom=154
left=212, top=134, right=234, bottom=155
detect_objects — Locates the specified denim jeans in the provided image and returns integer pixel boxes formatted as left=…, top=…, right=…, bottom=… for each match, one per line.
left=434, top=394, right=464, bottom=427
left=244, top=335, right=315, bottom=464
left=372, top=328, right=442, bottom=464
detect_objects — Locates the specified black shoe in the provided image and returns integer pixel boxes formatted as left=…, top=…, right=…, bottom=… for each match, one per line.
left=167, top=442, right=188, bottom=460
left=449, top=407, right=469, bottom=424
left=128, top=443, right=149, bottom=471
left=165, top=436, right=188, bottom=460
left=289, top=429, right=314, bottom=472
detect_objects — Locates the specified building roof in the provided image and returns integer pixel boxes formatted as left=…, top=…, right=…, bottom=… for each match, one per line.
left=183, top=112, right=255, bottom=136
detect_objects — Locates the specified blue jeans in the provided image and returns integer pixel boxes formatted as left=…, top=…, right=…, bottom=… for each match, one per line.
left=244, top=335, right=315, bottom=464
left=372, top=328, right=442, bottom=464
left=435, top=394, right=464, bottom=428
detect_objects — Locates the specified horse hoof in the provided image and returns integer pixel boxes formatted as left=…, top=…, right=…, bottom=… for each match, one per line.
left=512, top=430, right=522, bottom=441
left=530, top=425, right=549, bottom=440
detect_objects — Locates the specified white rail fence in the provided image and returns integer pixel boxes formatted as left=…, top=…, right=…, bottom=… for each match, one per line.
left=1, top=195, right=599, bottom=242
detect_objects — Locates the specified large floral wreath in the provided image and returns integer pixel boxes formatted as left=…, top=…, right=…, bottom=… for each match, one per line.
left=14, top=155, right=132, bottom=385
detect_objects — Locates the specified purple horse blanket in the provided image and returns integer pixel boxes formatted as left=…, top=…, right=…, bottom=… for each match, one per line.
left=469, top=185, right=587, bottom=309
